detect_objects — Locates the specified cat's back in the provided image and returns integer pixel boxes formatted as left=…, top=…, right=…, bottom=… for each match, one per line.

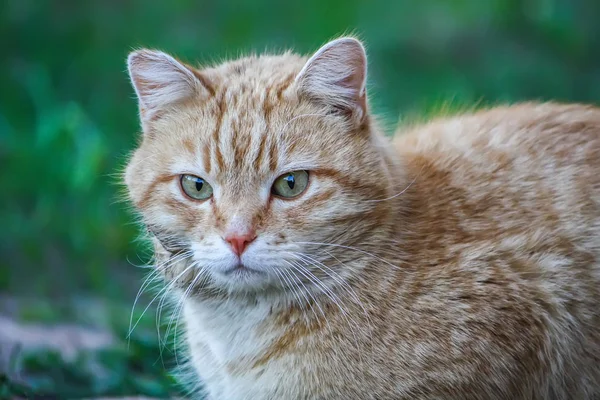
left=391, top=102, right=600, bottom=291
left=394, top=102, right=600, bottom=172
left=393, top=102, right=600, bottom=235
left=389, top=102, right=600, bottom=398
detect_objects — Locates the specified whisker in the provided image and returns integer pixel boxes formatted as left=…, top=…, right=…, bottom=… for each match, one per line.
left=287, top=259, right=364, bottom=359
left=289, top=251, right=366, bottom=314
left=285, top=259, right=348, bottom=320
left=279, top=262, right=322, bottom=323
left=128, top=250, right=192, bottom=344
left=273, top=267, right=300, bottom=307
left=128, top=256, right=195, bottom=339
left=171, top=263, right=209, bottom=364
left=156, top=259, right=200, bottom=356
left=296, top=241, right=401, bottom=270
left=286, top=260, right=347, bottom=317
left=153, top=252, right=194, bottom=345
left=161, top=259, right=204, bottom=343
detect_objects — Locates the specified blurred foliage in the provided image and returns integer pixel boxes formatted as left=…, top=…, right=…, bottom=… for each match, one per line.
left=3, top=0, right=600, bottom=296
left=1, top=0, right=600, bottom=397
left=0, top=305, right=184, bottom=398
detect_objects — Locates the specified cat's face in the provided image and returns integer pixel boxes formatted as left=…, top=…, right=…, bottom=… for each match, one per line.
left=125, top=38, right=394, bottom=294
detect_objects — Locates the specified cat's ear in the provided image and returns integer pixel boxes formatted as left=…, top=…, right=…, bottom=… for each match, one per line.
left=127, top=49, right=211, bottom=122
left=295, top=37, right=368, bottom=122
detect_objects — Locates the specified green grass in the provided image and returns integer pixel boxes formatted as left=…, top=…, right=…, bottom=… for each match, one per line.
left=2, top=0, right=600, bottom=397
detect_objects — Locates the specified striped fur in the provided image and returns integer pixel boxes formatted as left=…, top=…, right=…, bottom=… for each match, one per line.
left=125, top=38, right=600, bottom=399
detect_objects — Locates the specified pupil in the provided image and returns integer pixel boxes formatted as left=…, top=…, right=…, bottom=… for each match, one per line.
left=286, top=174, right=295, bottom=190
left=195, top=179, right=203, bottom=191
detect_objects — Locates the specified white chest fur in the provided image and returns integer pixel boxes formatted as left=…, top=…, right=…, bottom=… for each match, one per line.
left=182, top=296, right=302, bottom=400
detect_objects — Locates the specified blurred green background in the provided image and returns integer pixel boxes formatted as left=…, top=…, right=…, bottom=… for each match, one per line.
left=1, top=0, right=599, bottom=397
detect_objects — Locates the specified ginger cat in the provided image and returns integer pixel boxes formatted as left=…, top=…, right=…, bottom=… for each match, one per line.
left=124, top=37, right=600, bottom=399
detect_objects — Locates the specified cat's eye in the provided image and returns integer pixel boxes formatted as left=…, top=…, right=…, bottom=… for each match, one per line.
left=271, top=170, right=309, bottom=199
left=180, top=174, right=213, bottom=200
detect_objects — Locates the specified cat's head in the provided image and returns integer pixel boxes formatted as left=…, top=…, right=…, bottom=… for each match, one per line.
left=125, top=38, right=397, bottom=296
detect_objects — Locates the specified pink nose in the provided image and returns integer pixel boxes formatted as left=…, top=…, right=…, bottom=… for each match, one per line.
left=224, top=233, right=256, bottom=256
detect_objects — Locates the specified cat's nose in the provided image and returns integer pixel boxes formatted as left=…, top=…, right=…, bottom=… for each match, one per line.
left=224, top=232, right=256, bottom=256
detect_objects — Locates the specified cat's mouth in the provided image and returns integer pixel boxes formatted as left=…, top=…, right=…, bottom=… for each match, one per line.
left=224, top=263, right=264, bottom=276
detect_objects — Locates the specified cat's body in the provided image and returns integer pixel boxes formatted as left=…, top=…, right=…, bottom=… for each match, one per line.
left=125, top=38, right=600, bottom=399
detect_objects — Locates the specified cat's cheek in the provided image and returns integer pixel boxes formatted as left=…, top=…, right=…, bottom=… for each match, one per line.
left=144, top=207, right=182, bottom=228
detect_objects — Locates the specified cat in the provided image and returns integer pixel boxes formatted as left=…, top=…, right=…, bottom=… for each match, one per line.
left=124, top=37, right=600, bottom=399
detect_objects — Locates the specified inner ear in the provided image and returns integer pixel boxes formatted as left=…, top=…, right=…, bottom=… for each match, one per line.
left=295, top=37, right=368, bottom=122
left=127, top=49, right=212, bottom=123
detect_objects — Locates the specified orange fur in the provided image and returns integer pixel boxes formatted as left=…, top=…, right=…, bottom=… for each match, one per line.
left=125, top=38, right=600, bottom=399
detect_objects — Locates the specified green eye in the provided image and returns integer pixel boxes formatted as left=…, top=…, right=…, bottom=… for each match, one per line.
left=180, top=174, right=213, bottom=200
left=272, top=170, right=309, bottom=198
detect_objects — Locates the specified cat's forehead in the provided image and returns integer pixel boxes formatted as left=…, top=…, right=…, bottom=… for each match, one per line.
left=186, top=54, right=315, bottom=135
left=153, top=54, right=348, bottom=181
left=189, top=98, right=323, bottom=181
left=198, top=54, right=310, bottom=122
left=206, top=53, right=307, bottom=89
